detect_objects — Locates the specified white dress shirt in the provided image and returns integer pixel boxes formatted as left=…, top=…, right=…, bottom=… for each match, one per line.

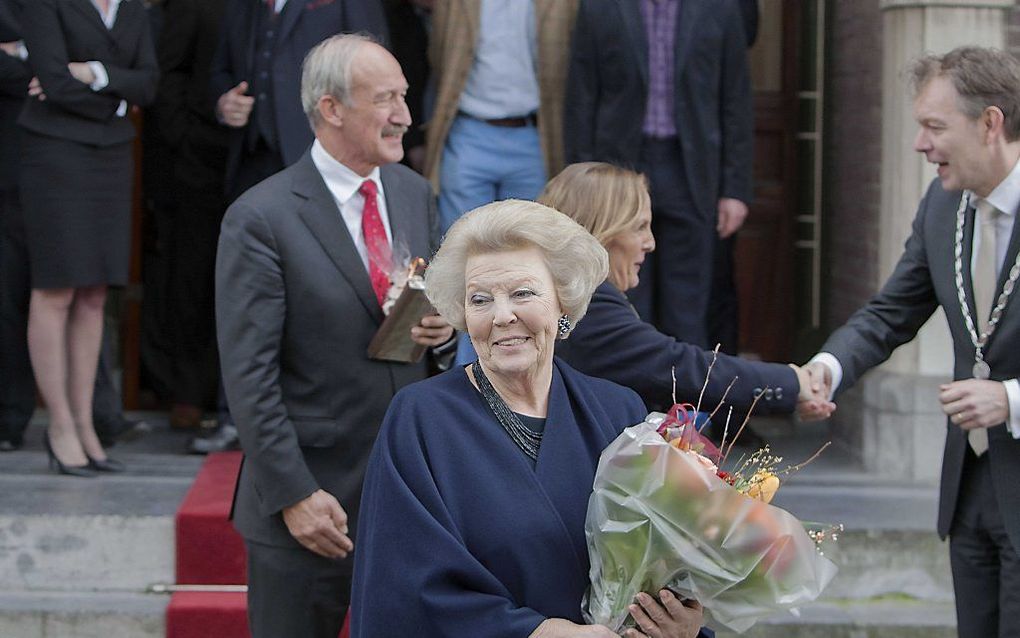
left=813, top=156, right=1020, bottom=438
left=310, top=140, right=394, bottom=274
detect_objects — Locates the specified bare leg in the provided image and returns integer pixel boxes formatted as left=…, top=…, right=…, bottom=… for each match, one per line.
left=27, top=288, right=87, bottom=466
left=67, top=285, right=108, bottom=461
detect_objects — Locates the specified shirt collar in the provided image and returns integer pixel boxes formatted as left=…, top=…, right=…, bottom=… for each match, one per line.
left=980, top=156, right=1020, bottom=218
left=310, top=139, right=382, bottom=205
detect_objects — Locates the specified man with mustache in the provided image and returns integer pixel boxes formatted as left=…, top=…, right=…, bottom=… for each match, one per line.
left=216, top=35, right=452, bottom=637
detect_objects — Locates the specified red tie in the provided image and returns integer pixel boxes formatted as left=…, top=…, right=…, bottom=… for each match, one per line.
left=360, top=180, right=391, bottom=306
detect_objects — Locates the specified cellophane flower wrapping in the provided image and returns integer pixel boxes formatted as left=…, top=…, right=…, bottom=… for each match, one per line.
left=582, top=415, right=838, bottom=633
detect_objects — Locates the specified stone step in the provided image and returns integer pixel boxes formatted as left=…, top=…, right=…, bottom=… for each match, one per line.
left=0, top=590, right=166, bottom=638
left=715, top=600, right=956, bottom=638
left=0, top=448, right=198, bottom=593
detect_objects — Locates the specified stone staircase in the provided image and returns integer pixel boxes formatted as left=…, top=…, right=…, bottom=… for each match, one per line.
left=0, top=416, right=202, bottom=637
left=0, top=415, right=956, bottom=637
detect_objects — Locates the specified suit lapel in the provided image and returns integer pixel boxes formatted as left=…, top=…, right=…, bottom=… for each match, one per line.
left=961, top=204, right=979, bottom=323
left=986, top=205, right=1020, bottom=351
left=70, top=0, right=115, bottom=43
left=460, top=0, right=480, bottom=46
left=673, top=0, right=699, bottom=78
left=380, top=165, right=426, bottom=263
left=276, top=0, right=304, bottom=47
left=291, top=154, right=385, bottom=323
left=618, top=0, right=648, bottom=88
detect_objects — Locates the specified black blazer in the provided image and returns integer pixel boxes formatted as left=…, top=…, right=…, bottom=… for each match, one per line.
left=557, top=281, right=798, bottom=414
left=209, top=0, right=388, bottom=190
left=822, top=179, right=1020, bottom=550
left=564, top=0, right=753, bottom=216
left=217, top=151, right=437, bottom=548
left=17, top=0, right=158, bottom=147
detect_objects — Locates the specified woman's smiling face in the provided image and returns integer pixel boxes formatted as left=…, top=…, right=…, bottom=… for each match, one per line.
left=463, top=247, right=562, bottom=383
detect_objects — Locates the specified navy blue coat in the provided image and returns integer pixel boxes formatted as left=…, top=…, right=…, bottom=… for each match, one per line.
left=350, top=359, right=713, bottom=637
left=557, top=282, right=799, bottom=413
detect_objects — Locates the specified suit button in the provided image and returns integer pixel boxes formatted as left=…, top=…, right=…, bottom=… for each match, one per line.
left=775, top=387, right=783, bottom=401
left=753, top=387, right=762, bottom=398
left=765, top=388, right=774, bottom=400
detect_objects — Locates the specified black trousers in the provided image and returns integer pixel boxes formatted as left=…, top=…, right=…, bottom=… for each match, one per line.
left=629, top=137, right=714, bottom=348
left=245, top=540, right=351, bottom=638
left=167, top=134, right=227, bottom=407
left=0, top=187, right=34, bottom=444
left=950, top=450, right=1020, bottom=638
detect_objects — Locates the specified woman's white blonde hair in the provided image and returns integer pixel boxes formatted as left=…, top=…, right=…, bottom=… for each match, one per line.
left=424, top=199, right=608, bottom=333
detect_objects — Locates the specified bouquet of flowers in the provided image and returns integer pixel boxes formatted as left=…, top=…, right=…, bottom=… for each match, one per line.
left=582, top=360, right=839, bottom=633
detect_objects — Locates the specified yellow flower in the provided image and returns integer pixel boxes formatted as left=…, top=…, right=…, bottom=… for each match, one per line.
left=746, top=472, right=780, bottom=504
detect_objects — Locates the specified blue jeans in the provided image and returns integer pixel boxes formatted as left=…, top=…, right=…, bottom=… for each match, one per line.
left=438, top=115, right=546, bottom=365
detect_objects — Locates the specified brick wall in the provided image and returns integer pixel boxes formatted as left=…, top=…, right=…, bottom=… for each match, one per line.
left=821, top=0, right=883, bottom=329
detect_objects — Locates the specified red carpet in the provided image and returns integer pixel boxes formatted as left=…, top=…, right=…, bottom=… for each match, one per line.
left=168, top=451, right=250, bottom=638
left=167, top=451, right=350, bottom=638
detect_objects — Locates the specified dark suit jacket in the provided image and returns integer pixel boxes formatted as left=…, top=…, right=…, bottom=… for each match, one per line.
left=209, top=0, right=388, bottom=190
left=216, top=150, right=438, bottom=548
left=557, top=281, right=798, bottom=413
left=17, top=0, right=158, bottom=146
left=822, top=179, right=1020, bottom=551
left=155, top=0, right=227, bottom=152
left=564, top=0, right=753, bottom=216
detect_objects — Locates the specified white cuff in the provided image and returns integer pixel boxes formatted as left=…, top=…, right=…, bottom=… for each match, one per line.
left=1004, top=379, right=1020, bottom=438
left=809, top=352, right=843, bottom=400
left=16, top=41, right=28, bottom=61
left=86, top=61, right=108, bottom=91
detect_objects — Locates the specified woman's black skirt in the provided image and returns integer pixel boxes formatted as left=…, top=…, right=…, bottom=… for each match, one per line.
left=20, top=130, right=132, bottom=289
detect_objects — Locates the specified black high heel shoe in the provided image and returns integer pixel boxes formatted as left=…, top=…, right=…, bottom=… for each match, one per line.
left=86, top=456, right=125, bottom=473
left=43, top=432, right=96, bottom=477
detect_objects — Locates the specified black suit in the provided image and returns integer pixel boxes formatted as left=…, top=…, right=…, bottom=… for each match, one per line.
left=0, top=0, right=32, bottom=447
left=154, top=0, right=228, bottom=408
left=822, top=180, right=1020, bottom=636
left=209, top=0, right=388, bottom=196
left=217, top=151, right=437, bottom=637
left=565, top=0, right=752, bottom=347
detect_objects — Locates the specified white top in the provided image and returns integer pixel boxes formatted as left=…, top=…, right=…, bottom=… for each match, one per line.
left=813, top=157, right=1020, bottom=438
left=310, top=140, right=393, bottom=274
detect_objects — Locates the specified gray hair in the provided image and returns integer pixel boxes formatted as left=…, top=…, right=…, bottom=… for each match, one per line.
left=300, top=33, right=377, bottom=129
left=425, top=200, right=608, bottom=333
left=909, top=46, right=1020, bottom=141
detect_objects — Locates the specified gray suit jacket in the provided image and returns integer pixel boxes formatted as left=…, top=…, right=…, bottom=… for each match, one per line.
left=822, top=179, right=1020, bottom=550
left=216, top=150, right=437, bottom=548
left=564, top=0, right=753, bottom=215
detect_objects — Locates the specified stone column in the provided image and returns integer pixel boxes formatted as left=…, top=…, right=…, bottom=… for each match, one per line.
left=836, top=0, right=1013, bottom=482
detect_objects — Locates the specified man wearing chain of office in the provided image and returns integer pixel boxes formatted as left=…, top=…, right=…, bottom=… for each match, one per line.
left=805, top=46, right=1020, bottom=637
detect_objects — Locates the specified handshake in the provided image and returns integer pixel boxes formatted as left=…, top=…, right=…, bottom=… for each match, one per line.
left=789, top=362, right=836, bottom=422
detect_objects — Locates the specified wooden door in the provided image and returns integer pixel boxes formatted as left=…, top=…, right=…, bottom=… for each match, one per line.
left=734, top=0, right=808, bottom=362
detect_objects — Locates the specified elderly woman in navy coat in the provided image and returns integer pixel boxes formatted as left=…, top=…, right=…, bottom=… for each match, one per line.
left=351, top=200, right=712, bottom=637
left=546, top=162, right=833, bottom=420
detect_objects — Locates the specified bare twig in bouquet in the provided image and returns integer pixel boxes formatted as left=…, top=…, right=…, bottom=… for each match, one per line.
left=671, top=366, right=678, bottom=407
left=721, top=387, right=768, bottom=466
left=778, top=441, right=832, bottom=476
left=718, top=406, right=734, bottom=458
left=705, top=376, right=739, bottom=430
left=694, top=344, right=721, bottom=416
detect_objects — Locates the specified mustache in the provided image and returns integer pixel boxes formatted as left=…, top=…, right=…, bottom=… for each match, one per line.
left=382, top=124, right=408, bottom=137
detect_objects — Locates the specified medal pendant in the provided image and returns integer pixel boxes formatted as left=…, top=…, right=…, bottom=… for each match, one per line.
left=973, top=360, right=991, bottom=380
